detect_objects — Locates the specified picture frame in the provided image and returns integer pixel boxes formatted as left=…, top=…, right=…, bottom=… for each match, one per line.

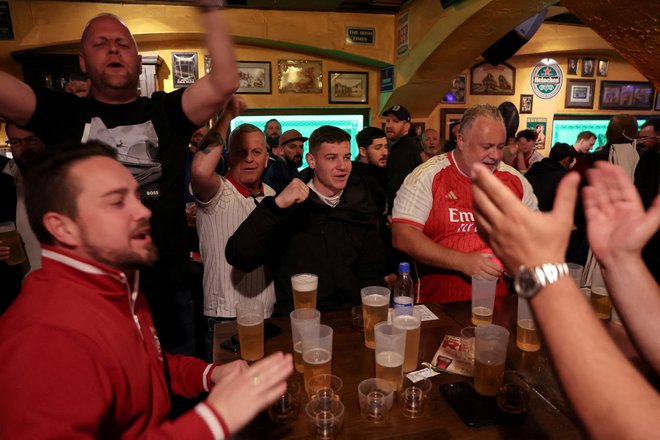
left=278, top=60, right=323, bottom=93
left=470, top=61, right=515, bottom=95
left=328, top=71, right=368, bottom=104
left=441, top=74, right=466, bottom=104
left=519, top=94, right=533, bottom=114
left=172, top=52, right=198, bottom=89
left=597, top=59, right=608, bottom=77
left=567, top=57, right=578, bottom=75
left=655, top=92, right=660, bottom=111
left=599, top=81, right=654, bottom=110
left=237, top=61, right=271, bottom=94
left=581, top=57, right=595, bottom=77
left=440, top=108, right=467, bottom=140
left=565, top=79, right=596, bottom=109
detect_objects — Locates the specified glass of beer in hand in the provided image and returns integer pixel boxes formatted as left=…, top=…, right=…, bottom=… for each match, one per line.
left=471, top=274, right=498, bottom=326
left=361, top=286, right=390, bottom=349
left=0, top=222, right=26, bottom=266
left=235, top=299, right=265, bottom=361
left=291, top=273, right=318, bottom=310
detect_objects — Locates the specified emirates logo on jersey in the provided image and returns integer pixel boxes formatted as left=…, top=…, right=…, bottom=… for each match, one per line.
left=445, top=191, right=458, bottom=200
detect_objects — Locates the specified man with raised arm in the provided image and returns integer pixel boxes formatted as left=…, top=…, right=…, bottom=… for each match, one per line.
left=0, top=1, right=240, bottom=354
left=0, top=141, right=292, bottom=439
left=191, top=96, right=276, bottom=355
left=392, top=104, right=537, bottom=303
left=471, top=161, right=660, bottom=439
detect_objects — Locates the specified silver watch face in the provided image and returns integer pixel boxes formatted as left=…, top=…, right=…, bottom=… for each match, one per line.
left=514, top=268, right=540, bottom=298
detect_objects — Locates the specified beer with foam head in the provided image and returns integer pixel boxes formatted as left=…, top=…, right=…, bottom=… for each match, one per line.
left=303, top=348, right=332, bottom=391
left=237, top=314, right=264, bottom=361
left=291, top=273, right=318, bottom=310
left=362, top=294, right=389, bottom=349
left=375, top=351, right=404, bottom=392
left=393, top=313, right=421, bottom=372
left=471, top=306, right=493, bottom=326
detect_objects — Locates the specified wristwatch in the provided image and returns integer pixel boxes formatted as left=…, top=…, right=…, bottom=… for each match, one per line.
left=514, top=263, right=569, bottom=299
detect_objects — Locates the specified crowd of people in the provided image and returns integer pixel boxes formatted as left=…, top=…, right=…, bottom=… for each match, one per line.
left=0, top=1, right=658, bottom=438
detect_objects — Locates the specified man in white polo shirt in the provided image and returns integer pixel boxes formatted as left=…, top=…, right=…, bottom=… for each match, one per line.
left=191, top=97, right=276, bottom=354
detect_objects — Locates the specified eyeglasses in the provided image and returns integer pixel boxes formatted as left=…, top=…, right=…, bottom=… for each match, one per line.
left=6, top=136, right=41, bottom=147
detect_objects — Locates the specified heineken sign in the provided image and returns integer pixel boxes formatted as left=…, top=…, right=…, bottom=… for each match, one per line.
left=531, top=58, right=563, bottom=99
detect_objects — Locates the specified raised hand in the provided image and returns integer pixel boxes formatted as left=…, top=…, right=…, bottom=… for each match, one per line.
left=583, top=161, right=660, bottom=269
left=275, top=178, right=309, bottom=209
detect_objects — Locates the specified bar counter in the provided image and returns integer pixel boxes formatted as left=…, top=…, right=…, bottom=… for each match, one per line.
left=213, top=295, right=582, bottom=439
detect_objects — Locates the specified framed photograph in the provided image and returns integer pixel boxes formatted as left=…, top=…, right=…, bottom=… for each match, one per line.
left=519, top=94, right=533, bottom=114
left=599, top=81, right=654, bottom=110
left=172, top=52, right=198, bottom=89
left=237, top=61, right=271, bottom=94
left=440, top=108, right=467, bottom=140
left=565, top=79, right=596, bottom=109
left=581, top=57, right=595, bottom=77
left=470, top=61, right=515, bottom=95
left=567, top=57, right=578, bottom=75
left=328, top=71, right=368, bottom=104
left=278, top=60, right=322, bottom=93
left=526, top=117, right=547, bottom=150
left=441, top=74, right=466, bottom=104
left=597, top=59, right=608, bottom=77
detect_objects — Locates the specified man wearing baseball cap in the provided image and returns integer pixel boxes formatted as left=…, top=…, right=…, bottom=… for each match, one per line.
left=264, top=129, right=308, bottom=193
left=382, top=105, right=422, bottom=213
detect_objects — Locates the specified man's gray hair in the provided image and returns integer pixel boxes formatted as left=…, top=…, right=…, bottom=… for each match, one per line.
left=458, top=104, right=505, bottom=136
left=228, top=123, right=263, bottom=154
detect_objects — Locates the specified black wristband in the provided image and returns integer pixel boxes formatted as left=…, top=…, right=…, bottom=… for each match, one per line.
left=199, top=1, right=224, bottom=13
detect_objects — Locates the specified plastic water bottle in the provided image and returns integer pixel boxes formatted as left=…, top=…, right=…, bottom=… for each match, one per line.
left=393, top=262, right=414, bottom=315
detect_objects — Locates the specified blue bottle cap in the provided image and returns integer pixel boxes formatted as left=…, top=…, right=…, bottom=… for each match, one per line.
left=398, top=262, right=410, bottom=273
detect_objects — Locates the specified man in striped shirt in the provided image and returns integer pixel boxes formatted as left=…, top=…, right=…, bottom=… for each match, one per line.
left=392, top=104, right=538, bottom=303
left=191, top=97, right=276, bottom=354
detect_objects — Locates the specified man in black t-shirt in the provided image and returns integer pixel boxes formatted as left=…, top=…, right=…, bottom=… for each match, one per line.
left=0, top=2, right=240, bottom=355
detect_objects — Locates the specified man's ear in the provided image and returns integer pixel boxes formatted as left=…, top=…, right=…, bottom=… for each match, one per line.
left=358, top=146, right=368, bottom=160
left=306, top=152, right=316, bottom=169
left=43, top=212, right=80, bottom=248
left=78, top=52, right=87, bottom=74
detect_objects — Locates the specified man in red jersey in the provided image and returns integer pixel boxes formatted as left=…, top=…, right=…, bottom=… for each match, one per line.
left=0, top=142, right=292, bottom=439
left=392, top=104, right=538, bottom=302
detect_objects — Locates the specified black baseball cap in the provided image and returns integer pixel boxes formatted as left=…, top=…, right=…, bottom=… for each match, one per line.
left=356, top=126, right=387, bottom=147
left=382, top=105, right=411, bottom=123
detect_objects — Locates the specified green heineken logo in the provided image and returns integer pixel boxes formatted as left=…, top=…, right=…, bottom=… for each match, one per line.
left=531, top=59, right=563, bottom=99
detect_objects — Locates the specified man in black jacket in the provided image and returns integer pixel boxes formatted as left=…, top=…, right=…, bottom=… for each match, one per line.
left=226, top=125, right=387, bottom=315
left=525, top=142, right=576, bottom=212
left=382, top=105, right=422, bottom=214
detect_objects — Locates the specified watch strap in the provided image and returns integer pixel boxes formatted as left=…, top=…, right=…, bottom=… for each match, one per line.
left=529, top=262, right=570, bottom=288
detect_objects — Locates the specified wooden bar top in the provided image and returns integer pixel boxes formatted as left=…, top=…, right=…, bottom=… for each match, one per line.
left=213, top=296, right=582, bottom=439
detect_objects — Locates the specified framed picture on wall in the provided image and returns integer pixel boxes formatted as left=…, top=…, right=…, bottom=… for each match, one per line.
left=470, top=62, right=515, bottom=95
left=599, top=81, right=654, bottom=110
left=597, top=59, right=609, bottom=77
left=172, top=52, right=198, bottom=89
left=237, top=61, right=271, bottom=94
left=441, top=74, right=466, bottom=104
left=567, top=57, right=578, bottom=75
left=278, top=60, right=323, bottom=93
left=328, top=71, right=368, bottom=104
left=581, top=57, right=595, bottom=77
left=519, top=94, right=533, bottom=114
left=565, top=79, right=595, bottom=109
left=440, top=108, right=467, bottom=140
